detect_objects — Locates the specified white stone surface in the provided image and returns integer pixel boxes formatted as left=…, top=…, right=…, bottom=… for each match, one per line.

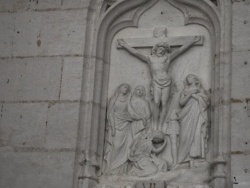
left=232, top=52, right=250, bottom=99
left=0, top=103, right=48, bottom=148
left=0, top=57, right=62, bottom=101
left=231, top=154, right=250, bottom=188
left=11, top=10, right=86, bottom=57
left=12, top=11, right=43, bottom=57
left=62, top=0, right=89, bottom=9
left=0, top=1, right=88, bottom=188
left=138, top=0, right=184, bottom=27
left=0, top=0, right=30, bottom=12
left=35, top=10, right=86, bottom=56
left=232, top=1, right=250, bottom=51
left=0, top=0, right=88, bottom=12
left=97, top=1, right=218, bottom=188
left=0, top=13, right=14, bottom=57
left=231, top=103, right=250, bottom=152
left=0, top=151, right=75, bottom=188
left=77, top=0, right=232, bottom=186
left=109, top=26, right=211, bottom=100
left=45, top=103, right=79, bottom=149
left=0, top=0, right=248, bottom=187
left=60, top=57, right=83, bottom=101
left=231, top=1, right=250, bottom=187
left=28, top=0, right=62, bottom=10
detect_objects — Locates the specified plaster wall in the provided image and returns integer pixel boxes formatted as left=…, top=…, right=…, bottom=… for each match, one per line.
left=0, top=0, right=248, bottom=188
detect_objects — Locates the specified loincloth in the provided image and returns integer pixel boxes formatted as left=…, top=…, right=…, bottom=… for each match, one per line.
left=152, top=78, right=171, bottom=89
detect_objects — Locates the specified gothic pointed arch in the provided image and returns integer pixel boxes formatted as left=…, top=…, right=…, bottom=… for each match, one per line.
left=73, top=0, right=232, bottom=187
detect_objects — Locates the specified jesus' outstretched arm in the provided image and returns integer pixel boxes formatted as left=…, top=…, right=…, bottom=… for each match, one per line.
left=118, top=39, right=149, bottom=62
left=170, top=36, right=201, bottom=62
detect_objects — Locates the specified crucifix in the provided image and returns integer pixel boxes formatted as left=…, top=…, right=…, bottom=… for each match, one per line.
left=117, top=27, right=204, bottom=131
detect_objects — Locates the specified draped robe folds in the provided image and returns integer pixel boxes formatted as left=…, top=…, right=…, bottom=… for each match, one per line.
left=128, top=135, right=167, bottom=177
left=108, top=96, right=149, bottom=174
left=177, top=91, right=209, bottom=163
left=128, top=96, right=151, bottom=137
left=109, top=99, right=134, bottom=174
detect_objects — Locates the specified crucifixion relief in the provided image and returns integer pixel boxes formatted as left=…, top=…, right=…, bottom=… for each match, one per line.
left=75, top=0, right=232, bottom=187
left=117, top=28, right=204, bottom=131
left=102, top=26, right=211, bottom=188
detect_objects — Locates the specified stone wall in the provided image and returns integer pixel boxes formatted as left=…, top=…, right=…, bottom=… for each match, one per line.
left=0, top=1, right=87, bottom=188
left=0, top=0, right=249, bottom=188
left=231, top=0, right=250, bottom=187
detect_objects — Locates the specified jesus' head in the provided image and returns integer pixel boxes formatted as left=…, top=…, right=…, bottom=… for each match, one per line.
left=152, top=42, right=172, bottom=57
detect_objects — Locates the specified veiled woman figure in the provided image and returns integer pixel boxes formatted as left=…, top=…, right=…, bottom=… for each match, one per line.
left=177, top=74, right=210, bottom=165
left=104, top=84, right=152, bottom=175
left=106, top=83, right=133, bottom=175
left=128, top=86, right=151, bottom=138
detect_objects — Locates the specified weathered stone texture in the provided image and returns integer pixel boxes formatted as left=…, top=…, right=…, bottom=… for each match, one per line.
left=231, top=155, right=250, bottom=188
left=0, top=0, right=248, bottom=187
left=232, top=0, right=250, bottom=52
left=0, top=103, right=48, bottom=148
left=0, top=57, right=62, bottom=101
left=0, top=0, right=89, bottom=12
left=0, top=151, right=75, bottom=188
left=0, top=13, right=14, bottom=57
left=0, top=1, right=85, bottom=187
left=0, top=10, right=86, bottom=57
left=232, top=52, right=250, bottom=99
left=45, top=103, right=79, bottom=149
left=60, top=57, right=83, bottom=101
left=231, top=1, right=250, bottom=187
left=231, top=103, right=250, bottom=152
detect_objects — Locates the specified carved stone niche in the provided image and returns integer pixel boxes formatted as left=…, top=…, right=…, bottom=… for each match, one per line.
left=73, top=0, right=232, bottom=188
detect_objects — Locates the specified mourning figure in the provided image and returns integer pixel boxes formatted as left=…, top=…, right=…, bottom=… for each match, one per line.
left=128, top=85, right=151, bottom=138
left=106, top=83, right=133, bottom=174
left=118, top=37, right=201, bottom=131
left=177, top=74, right=210, bottom=166
left=128, top=131, right=168, bottom=177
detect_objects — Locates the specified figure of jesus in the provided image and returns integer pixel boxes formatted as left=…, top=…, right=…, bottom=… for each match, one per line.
left=118, top=36, right=200, bottom=130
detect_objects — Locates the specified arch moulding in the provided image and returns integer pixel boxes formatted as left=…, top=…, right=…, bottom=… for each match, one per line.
left=73, top=0, right=232, bottom=187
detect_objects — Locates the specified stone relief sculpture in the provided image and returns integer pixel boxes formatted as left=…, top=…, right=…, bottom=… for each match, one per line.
left=106, top=83, right=133, bottom=175
left=103, top=31, right=211, bottom=178
left=177, top=74, right=210, bottom=166
left=104, top=84, right=152, bottom=175
left=76, top=0, right=232, bottom=187
left=118, top=36, right=201, bottom=131
left=163, top=109, right=180, bottom=168
left=97, top=9, right=216, bottom=188
left=105, top=73, right=210, bottom=178
left=128, top=131, right=168, bottom=177
left=129, top=86, right=151, bottom=138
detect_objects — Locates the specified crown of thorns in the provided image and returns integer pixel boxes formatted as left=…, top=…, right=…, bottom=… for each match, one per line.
left=152, top=42, right=172, bottom=54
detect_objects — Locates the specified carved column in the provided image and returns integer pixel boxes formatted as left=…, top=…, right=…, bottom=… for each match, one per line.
left=210, top=0, right=232, bottom=188
left=72, top=0, right=101, bottom=187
